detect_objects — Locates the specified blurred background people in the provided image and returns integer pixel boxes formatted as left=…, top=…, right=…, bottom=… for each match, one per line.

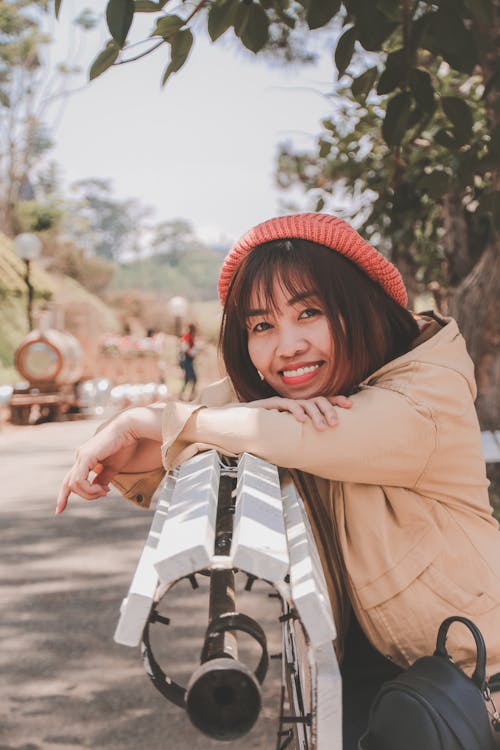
left=179, top=323, right=198, bottom=401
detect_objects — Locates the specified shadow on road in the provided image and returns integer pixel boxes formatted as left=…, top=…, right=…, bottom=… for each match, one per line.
left=1, top=426, right=283, bottom=750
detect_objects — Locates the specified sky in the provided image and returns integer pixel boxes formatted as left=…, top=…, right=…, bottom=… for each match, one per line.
left=47, top=1, right=340, bottom=246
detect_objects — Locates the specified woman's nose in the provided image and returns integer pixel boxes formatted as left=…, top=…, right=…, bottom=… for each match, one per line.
left=276, top=327, right=306, bottom=358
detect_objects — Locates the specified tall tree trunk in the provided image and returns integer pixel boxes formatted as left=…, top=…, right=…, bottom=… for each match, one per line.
left=450, top=237, right=500, bottom=430
left=450, top=0, right=500, bottom=432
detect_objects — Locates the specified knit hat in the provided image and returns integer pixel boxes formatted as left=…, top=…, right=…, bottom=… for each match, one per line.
left=218, top=213, right=407, bottom=307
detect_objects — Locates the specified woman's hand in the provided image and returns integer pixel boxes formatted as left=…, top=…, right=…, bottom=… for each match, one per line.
left=245, top=395, right=352, bottom=431
left=56, top=407, right=163, bottom=515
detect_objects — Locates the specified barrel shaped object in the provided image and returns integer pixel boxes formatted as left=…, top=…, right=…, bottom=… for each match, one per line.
left=15, top=329, right=84, bottom=385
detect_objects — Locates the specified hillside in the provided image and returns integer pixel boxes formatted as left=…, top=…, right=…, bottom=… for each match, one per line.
left=111, top=248, right=222, bottom=301
left=0, top=233, right=121, bottom=382
left=0, top=234, right=53, bottom=373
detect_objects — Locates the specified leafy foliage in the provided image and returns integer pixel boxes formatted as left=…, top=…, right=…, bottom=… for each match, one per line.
left=63, top=178, right=152, bottom=261
left=0, top=0, right=95, bottom=235
left=277, top=65, right=493, bottom=299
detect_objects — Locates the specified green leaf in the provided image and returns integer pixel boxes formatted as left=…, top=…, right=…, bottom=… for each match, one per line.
left=355, top=6, right=396, bottom=52
left=420, top=9, right=477, bottom=75
left=376, top=0, right=400, bottom=23
left=351, top=66, right=378, bottom=103
left=55, top=0, right=63, bottom=19
left=321, top=118, right=336, bottom=132
left=89, top=41, right=120, bottom=81
left=377, top=48, right=405, bottom=95
left=234, top=3, right=270, bottom=54
left=335, top=26, right=356, bottom=77
left=434, top=128, right=457, bottom=148
left=208, top=0, right=238, bottom=42
left=162, top=29, right=193, bottom=87
left=106, top=0, right=135, bottom=47
left=153, top=15, right=185, bottom=39
left=441, top=96, right=473, bottom=145
left=382, top=92, right=412, bottom=147
left=169, top=28, right=193, bottom=71
left=161, top=61, right=175, bottom=86
left=319, top=140, right=332, bottom=158
left=315, top=196, right=325, bottom=212
left=135, top=1, right=162, bottom=11
left=306, top=0, right=341, bottom=30
left=410, top=68, right=435, bottom=114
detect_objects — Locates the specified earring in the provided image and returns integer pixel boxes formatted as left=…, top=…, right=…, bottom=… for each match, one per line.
left=257, top=369, right=265, bottom=381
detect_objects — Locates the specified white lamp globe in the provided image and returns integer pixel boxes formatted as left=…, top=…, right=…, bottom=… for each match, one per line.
left=168, top=296, right=189, bottom=318
left=14, top=233, right=42, bottom=261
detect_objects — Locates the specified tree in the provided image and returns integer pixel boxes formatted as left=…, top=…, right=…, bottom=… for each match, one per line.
left=64, top=178, right=152, bottom=261
left=150, top=218, right=202, bottom=265
left=56, top=0, right=499, bottom=431
left=0, top=0, right=95, bottom=235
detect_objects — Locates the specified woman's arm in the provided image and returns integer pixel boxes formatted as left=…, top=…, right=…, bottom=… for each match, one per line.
left=56, top=406, right=164, bottom=514
left=55, top=394, right=351, bottom=513
left=162, top=386, right=436, bottom=488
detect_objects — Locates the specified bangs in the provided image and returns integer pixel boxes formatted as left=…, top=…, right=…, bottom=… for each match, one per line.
left=229, top=240, right=318, bottom=329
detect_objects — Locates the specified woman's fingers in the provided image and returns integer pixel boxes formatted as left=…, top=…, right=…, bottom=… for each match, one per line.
left=55, top=478, right=71, bottom=515
left=93, top=465, right=116, bottom=487
left=247, top=395, right=353, bottom=430
left=328, top=394, right=352, bottom=408
left=314, top=397, right=339, bottom=426
left=302, top=398, right=336, bottom=430
left=55, top=451, right=109, bottom=514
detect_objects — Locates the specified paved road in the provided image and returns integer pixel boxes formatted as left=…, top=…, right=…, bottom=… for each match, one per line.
left=0, top=419, right=282, bottom=750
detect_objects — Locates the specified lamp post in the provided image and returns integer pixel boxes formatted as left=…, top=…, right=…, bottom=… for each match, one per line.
left=14, top=232, right=42, bottom=331
left=167, top=295, right=189, bottom=338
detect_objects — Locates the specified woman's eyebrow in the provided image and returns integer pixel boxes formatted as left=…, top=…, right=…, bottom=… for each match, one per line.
left=246, top=307, right=268, bottom=318
left=288, top=290, right=317, bottom=305
left=247, top=291, right=317, bottom=317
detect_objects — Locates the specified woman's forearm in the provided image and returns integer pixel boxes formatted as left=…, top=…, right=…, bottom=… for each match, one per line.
left=118, top=404, right=164, bottom=443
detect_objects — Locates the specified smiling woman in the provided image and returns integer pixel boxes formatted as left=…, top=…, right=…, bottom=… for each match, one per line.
left=56, top=212, right=500, bottom=750
left=219, top=234, right=418, bottom=402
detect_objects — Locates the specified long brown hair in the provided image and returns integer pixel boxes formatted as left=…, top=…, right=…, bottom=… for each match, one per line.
left=219, top=239, right=419, bottom=401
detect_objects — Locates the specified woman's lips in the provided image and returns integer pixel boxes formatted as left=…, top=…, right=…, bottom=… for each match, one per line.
left=279, top=361, right=324, bottom=386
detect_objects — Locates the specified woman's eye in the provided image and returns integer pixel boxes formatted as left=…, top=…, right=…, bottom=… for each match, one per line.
left=299, top=307, right=322, bottom=320
left=252, top=321, right=272, bottom=333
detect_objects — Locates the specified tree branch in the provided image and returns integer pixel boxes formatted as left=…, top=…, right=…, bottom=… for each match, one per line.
left=116, top=0, right=208, bottom=66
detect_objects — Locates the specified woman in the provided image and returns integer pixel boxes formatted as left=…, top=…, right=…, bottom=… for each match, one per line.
left=56, top=213, right=500, bottom=747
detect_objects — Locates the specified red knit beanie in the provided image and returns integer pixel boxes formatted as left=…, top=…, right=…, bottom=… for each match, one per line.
left=218, top=213, right=407, bottom=308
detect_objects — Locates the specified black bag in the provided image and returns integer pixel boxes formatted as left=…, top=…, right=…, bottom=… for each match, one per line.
left=359, top=616, right=498, bottom=750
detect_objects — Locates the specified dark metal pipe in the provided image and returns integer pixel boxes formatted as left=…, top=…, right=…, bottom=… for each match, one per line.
left=185, top=471, right=263, bottom=741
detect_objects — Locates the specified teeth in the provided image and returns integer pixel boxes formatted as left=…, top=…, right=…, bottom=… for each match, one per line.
left=282, top=364, right=320, bottom=378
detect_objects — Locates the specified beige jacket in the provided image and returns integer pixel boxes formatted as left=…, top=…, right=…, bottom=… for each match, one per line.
left=113, top=316, right=500, bottom=676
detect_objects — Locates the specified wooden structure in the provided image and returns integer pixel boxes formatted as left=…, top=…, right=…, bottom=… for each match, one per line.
left=10, top=328, right=84, bottom=424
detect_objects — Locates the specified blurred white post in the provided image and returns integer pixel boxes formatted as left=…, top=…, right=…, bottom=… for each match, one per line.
left=167, top=295, right=189, bottom=338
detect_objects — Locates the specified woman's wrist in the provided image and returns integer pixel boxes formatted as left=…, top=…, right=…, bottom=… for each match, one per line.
left=115, top=406, right=163, bottom=443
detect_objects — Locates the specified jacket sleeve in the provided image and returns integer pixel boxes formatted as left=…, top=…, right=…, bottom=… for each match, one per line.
left=106, top=379, right=235, bottom=509
left=161, top=385, right=437, bottom=488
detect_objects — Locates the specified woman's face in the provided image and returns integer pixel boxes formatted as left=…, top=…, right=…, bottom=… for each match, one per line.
left=246, top=280, right=335, bottom=399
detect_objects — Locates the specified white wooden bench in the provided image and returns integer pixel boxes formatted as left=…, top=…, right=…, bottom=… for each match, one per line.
left=114, top=450, right=342, bottom=750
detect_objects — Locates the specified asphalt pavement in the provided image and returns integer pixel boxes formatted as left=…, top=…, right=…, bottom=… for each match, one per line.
left=0, top=418, right=283, bottom=750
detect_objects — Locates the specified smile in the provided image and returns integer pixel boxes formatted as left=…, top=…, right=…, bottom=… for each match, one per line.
left=281, top=363, right=321, bottom=378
